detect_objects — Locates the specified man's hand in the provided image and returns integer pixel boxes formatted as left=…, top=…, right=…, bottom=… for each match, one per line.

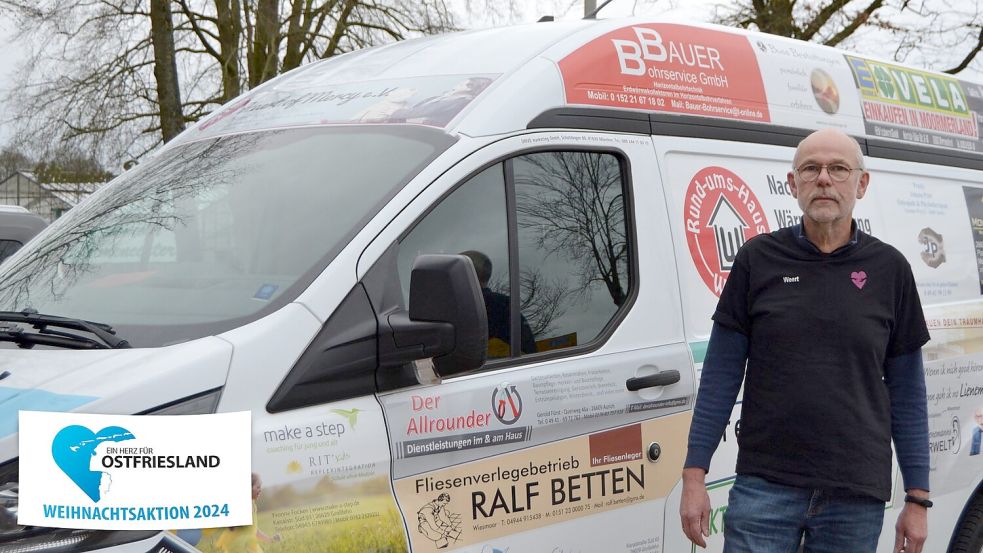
left=894, top=489, right=929, bottom=553
left=680, top=467, right=711, bottom=548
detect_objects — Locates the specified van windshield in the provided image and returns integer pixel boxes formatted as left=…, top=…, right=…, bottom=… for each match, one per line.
left=0, top=126, right=455, bottom=347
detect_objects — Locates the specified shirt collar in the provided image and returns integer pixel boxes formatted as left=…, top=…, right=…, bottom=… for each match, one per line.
left=793, top=221, right=859, bottom=255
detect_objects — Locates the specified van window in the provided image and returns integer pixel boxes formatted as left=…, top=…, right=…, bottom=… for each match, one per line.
left=0, top=126, right=455, bottom=347
left=514, top=151, right=630, bottom=353
left=398, top=149, right=632, bottom=364
left=0, top=240, right=22, bottom=263
left=398, top=165, right=515, bottom=359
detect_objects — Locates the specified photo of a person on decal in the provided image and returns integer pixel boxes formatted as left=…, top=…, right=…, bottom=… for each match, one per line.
left=971, top=406, right=983, bottom=456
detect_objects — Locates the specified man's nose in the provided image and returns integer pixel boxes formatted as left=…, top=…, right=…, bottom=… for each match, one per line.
left=815, top=166, right=834, bottom=186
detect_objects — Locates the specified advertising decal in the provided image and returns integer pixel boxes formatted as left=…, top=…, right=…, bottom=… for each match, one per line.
left=920, top=302, right=983, bottom=496
left=683, top=166, right=770, bottom=296
left=179, top=398, right=409, bottom=553
left=189, top=73, right=499, bottom=142
left=558, top=24, right=770, bottom=123
left=918, top=179, right=983, bottom=493
left=393, top=414, right=689, bottom=553
left=872, top=177, right=977, bottom=302
left=18, top=411, right=251, bottom=530
left=386, top=347, right=694, bottom=481
left=846, top=55, right=983, bottom=152
left=965, top=186, right=983, bottom=293
left=748, top=35, right=866, bottom=134
left=393, top=384, right=533, bottom=462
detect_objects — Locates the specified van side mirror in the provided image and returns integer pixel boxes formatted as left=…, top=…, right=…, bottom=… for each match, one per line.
left=380, top=254, right=487, bottom=377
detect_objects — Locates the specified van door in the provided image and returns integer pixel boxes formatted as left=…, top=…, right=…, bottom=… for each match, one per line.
left=362, top=131, right=694, bottom=553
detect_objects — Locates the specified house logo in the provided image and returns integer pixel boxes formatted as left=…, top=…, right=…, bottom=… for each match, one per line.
left=708, top=195, right=748, bottom=271
left=684, top=166, right=769, bottom=295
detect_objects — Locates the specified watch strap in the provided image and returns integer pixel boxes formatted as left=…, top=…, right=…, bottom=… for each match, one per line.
left=904, top=494, right=933, bottom=508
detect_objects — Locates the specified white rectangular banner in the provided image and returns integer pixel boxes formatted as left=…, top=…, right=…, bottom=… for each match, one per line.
left=18, top=410, right=252, bottom=530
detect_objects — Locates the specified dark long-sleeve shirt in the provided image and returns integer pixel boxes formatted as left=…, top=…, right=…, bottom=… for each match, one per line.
left=685, top=322, right=930, bottom=492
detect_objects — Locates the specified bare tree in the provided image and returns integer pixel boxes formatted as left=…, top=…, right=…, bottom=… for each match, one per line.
left=519, top=268, right=567, bottom=339
left=515, top=152, right=629, bottom=307
left=0, top=148, right=33, bottom=181
left=151, top=0, right=186, bottom=142
left=0, top=0, right=464, bottom=167
left=33, top=146, right=114, bottom=183
left=713, top=0, right=983, bottom=73
left=1, top=1, right=165, bottom=163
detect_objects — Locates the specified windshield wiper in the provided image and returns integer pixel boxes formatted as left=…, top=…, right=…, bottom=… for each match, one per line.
left=0, top=311, right=130, bottom=349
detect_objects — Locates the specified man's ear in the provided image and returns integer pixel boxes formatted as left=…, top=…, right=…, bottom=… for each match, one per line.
left=856, top=171, right=870, bottom=199
left=787, top=171, right=798, bottom=198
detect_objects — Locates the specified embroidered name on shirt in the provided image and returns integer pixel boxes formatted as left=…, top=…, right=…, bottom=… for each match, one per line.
left=783, top=276, right=800, bottom=283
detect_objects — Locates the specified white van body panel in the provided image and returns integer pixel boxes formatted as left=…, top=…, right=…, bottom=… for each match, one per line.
left=655, top=133, right=983, bottom=552
left=454, top=57, right=566, bottom=138
left=0, top=338, right=231, bottom=459
left=216, top=304, right=324, bottom=412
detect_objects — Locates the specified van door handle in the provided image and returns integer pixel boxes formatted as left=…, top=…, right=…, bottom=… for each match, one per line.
left=626, top=370, right=680, bottom=391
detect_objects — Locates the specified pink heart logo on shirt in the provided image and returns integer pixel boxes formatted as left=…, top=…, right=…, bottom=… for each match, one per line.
left=851, top=271, right=867, bottom=289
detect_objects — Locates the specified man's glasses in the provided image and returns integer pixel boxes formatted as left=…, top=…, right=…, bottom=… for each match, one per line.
left=795, top=163, right=863, bottom=183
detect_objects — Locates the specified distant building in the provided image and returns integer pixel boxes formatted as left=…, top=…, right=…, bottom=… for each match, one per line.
left=0, top=171, right=102, bottom=222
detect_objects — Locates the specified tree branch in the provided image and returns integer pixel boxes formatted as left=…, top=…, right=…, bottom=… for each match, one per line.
left=824, top=0, right=883, bottom=46
left=945, top=26, right=983, bottom=74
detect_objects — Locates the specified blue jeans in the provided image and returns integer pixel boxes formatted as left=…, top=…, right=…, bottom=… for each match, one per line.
left=724, top=475, right=885, bottom=553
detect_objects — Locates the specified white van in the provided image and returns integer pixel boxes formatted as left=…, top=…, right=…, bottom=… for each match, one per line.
left=0, top=17, right=981, bottom=553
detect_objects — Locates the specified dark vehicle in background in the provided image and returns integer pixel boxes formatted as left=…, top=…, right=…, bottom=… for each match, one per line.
left=0, top=206, right=47, bottom=263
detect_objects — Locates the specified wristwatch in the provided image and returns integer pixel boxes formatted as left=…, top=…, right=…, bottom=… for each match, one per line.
left=904, top=494, right=933, bottom=508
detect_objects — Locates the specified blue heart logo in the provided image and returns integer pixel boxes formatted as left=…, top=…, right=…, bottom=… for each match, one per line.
left=51, top=425, right=134, bottom=502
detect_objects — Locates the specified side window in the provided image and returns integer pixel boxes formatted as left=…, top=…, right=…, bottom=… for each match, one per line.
left=397, top=165, right=513, bottom=359
left=514, top=152, right=630, bottom=353
left=0, top=240, right=22, bottom=263
left=398, top=149, right=632, bottom=367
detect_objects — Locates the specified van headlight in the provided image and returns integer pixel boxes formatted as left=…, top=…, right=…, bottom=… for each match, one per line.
left=0, top=461, right=159, bottom=553
left=0, top=388, right=223, bottom=551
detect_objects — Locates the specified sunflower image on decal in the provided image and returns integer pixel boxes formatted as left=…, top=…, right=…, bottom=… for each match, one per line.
left=811, top=68, right=840, bottom=114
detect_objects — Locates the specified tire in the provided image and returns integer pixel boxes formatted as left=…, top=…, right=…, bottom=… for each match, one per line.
left=951, top=493, right=983, bottom=553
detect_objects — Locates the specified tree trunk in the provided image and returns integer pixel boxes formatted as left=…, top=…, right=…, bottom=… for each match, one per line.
left=281, top=0, right=306, bottom=73
left=215, top=0, right=243, bottom=101
left=249, top=0, right=280, bottom=87
left=150, top=0, right=185, bottom=143
left=752, top=0, right=797, bottom=39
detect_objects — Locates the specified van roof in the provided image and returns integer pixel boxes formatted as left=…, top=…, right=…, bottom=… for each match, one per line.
left=177, top=18, right=983, bottom=157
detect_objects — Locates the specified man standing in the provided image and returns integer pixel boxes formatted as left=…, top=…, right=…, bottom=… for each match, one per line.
left=680, top=128, right=932, bottom=552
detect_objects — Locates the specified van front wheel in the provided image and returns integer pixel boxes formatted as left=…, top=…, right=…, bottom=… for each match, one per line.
left=951, top=493, right=983, bottom=553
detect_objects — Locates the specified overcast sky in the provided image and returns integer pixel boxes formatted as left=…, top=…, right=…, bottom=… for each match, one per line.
left=0, top=17, right=23, bottom=145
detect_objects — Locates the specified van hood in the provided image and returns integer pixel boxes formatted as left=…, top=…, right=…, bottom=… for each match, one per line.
left=0, top=336, right=233, bottom=463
